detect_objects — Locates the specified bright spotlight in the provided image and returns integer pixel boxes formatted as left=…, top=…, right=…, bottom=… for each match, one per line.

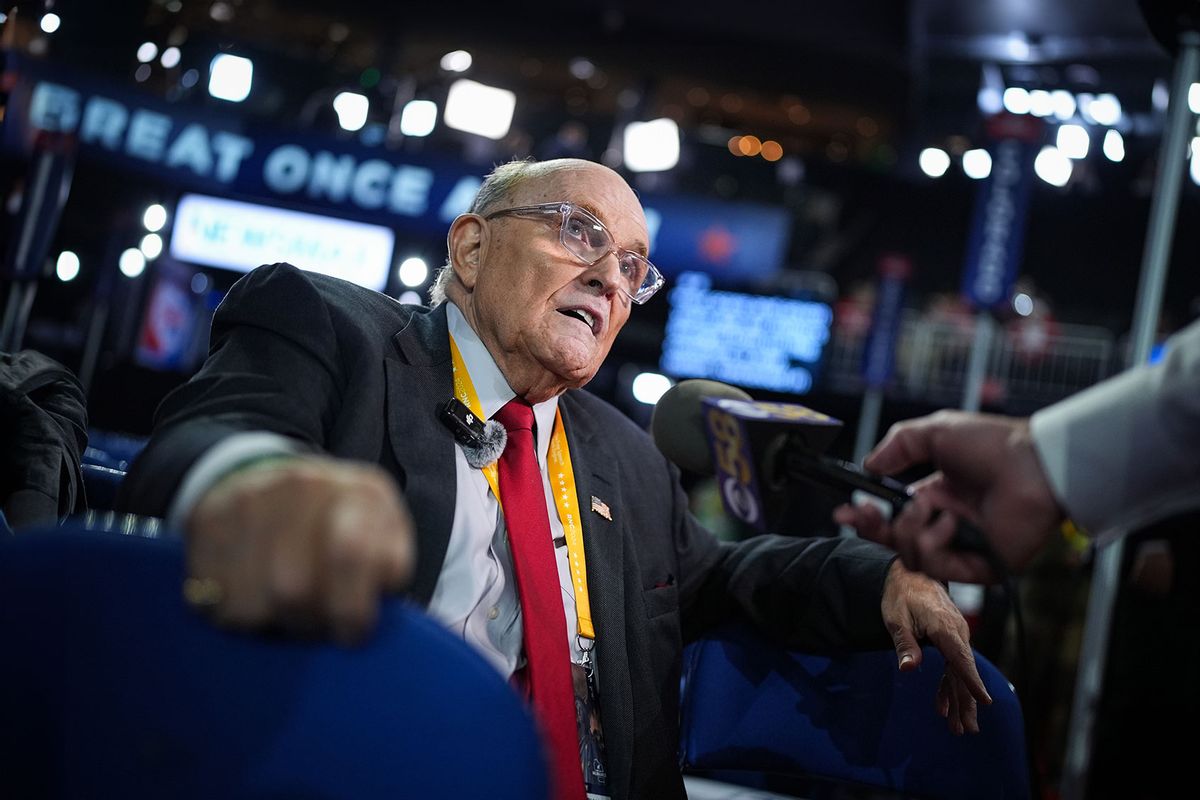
left=1189, top=83, right=1200, bottom=114
left=1056, top=124, right=1089, bottom=159
left=443, top=79, right=515, bottom=140
left=623, top=118, right=680, bottom=172
left=1013, top=293, right=1034, bottom=317
left=140, top=233, right=164, bottom=260
left=137, top=42, right=159, bottom=63
left=977, top=87, right=1003, bottom=115
left=1028, top=90, right=1053, bottom=117
left=1034, top=146, right=1072, bottom=187
left=56, top=251, right=80, bottom=282
left=1191, top=138, right=1200, bottom=186
left=631, top=372, right=673, bottom=405
left=1002, top=87, right=1031, bottom=115
left=1051, top=90, right=1077, bottom=120
left=119, top=248, right=147, bottom=278
left=208, top=53, right=253, bottom=103
left=440, top=50, right=473, bottom=73
left=400, top=99, right=438, bottom=137
left=962, top=148, right=992, bottom=179
left=161, top=46, right=181, bottom=69
left=398, top=290, right=423, bottom=305
left=143, top=203, right=168, bottom=232
left=1103, top=130, right=1125, bottom=162
left=40, top=13, right=61, bottom=34
left=398, top=256, right=429, bottom=287
left=1088, top=93, right=1122, bottom=126
left=333, top=92, right=369, bottom=132
left=918, top=147, right=950, bottom=178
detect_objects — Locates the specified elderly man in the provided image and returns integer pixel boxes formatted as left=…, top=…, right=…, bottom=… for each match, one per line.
left=121, top=158, right=990, bottom=800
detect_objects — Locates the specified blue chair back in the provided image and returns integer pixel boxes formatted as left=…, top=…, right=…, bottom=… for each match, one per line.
left=680, top=624, right=1030, bottom=800
left=0, top=522, right=549, bottom=800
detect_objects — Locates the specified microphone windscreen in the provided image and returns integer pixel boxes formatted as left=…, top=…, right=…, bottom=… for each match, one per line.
left=462, top=420, right=506, bottom=469
left=651, top=379, right=751, bottom=475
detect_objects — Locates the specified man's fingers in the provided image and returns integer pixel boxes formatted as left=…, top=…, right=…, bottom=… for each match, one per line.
left=865, top=413, right=956, bottom=475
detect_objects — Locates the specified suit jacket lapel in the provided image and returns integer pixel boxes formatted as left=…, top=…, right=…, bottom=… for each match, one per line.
left=384, top=303, right=456, bottom=606
left=560, top=394, right=633, bottom=800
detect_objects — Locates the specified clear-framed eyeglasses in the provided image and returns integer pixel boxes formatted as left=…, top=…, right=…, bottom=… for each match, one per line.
left=483, top=201, right=665, bottom=304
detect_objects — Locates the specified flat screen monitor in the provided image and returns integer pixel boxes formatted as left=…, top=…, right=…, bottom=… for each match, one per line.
left=660, top=271, right=833, bottom=395
left=170, top=194, right=396, bottom=291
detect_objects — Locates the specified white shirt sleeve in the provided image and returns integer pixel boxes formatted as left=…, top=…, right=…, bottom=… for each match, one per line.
left=167, top=431, right=301, bottom=530
left=1030, top=319, right=1200, bottom=539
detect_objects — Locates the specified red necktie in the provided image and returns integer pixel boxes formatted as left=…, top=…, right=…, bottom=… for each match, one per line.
left=494, top=399, right=585, bottom=800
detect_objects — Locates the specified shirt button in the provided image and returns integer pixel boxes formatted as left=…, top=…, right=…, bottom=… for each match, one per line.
left=488, top=606, right=500, bottom=620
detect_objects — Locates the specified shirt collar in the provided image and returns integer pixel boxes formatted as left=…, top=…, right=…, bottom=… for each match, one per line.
left=446, top=302, right=559, bottom=465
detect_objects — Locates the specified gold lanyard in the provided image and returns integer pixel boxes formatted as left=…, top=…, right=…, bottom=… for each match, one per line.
left=449, top=334, right=596, bottom=641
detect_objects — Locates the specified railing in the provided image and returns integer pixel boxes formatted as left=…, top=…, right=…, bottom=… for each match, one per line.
left=822, top=314, right=1117, bottom=412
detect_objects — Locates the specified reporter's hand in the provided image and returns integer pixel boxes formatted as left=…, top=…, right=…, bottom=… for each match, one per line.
left=834, top=482, right=997, bottom=584
left=880, top=559, right=992, bottom=735
left=853, top=411, right=1064, bottom=577
left=185, top=456, right=415, bottom=645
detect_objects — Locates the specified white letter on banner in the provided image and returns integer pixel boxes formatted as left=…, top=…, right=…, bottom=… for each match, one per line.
left=263, top=144, right=309, bottom=193
left=308, top=152, right=356, bottom=202
left=80, top=97, right=129, bottom=149
left=210, top=133, right=254, bottom=183
left=126, top=110, right=172, bottom=162
left=165, top=124, right=214, bottom=177
left=388, top=165, right=433, bottom=216
left=28, top=82, right=81, bottom=132
left=351, top=159, right=391, bottom=209
left=437, top=175, right=480, bottom=222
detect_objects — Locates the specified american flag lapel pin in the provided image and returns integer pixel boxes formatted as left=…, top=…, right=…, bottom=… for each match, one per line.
left=590, top=495, right=612, bottom=521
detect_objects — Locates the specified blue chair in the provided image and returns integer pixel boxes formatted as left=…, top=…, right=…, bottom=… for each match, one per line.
left=0, top=522, right=549, bottom=800
left=679, top=624, right=1030, bottom=800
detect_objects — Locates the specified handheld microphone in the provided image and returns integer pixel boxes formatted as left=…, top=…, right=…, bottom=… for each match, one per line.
left=651, top=379, right=991, bottom=558
left=438, top=398, right=506, bottom=469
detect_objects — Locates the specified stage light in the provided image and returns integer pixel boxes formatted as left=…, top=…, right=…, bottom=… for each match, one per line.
left=443, top=79, right=515, bottom=140
left=398, top=257, right=428, bottom=287
left=1088, top=94, right=1121, bottom=126
left=1189, top=83, right=1200, bottom=114
left=137, top=42, right=159, bottom=63
left=208, top=53, right=253, bottom=103
left=143, top=204, right=168, bottom=232
left=56, top=251, right=80, bottom=282
left=918, top=147, right=950, bottom=178
left=962, top=148, right=992, bottom=179
left=161, top=46, right=181, bottom=69
left=119, top=248, right=147, bottom=278
left=440, top=50, right=472, bottom=73
left=333, top=92, right=369, bottom=132
left=1002, top=87, right=1031, bottom=115
left=140, top=233, right=164, bottom=260
left=1034, top=146, right=1072, bottom=187
left=1051, top=90, right=1076, bottom=120
left=400, top=100, right=437, bottom=137
left=1013, top=293, right=1034, bottom=317
left=623, top=119, right=680, bottom=172
left=1103, top=130, right=1125, bottom=162
left=632, top=372, right=673, bottom=405
left=1028, top=90, right=1053, bottom=117
left=40, top=13, right=61, bottom=34
left=1056, top=124, right=1089, bottom=159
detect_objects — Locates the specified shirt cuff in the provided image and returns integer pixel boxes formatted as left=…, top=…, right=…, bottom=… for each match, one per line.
left=167, top=432, right=301, bottom=530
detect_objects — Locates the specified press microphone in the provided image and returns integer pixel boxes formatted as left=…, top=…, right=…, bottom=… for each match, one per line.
left=650, top=379, right=991, bottom=558
left=439, top=398, right=506, bottom=468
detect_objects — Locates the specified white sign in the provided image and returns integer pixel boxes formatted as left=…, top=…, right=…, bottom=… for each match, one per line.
left=170, top=194, right=395, bottom=291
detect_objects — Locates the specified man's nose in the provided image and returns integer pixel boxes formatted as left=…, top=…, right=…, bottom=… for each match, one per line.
left=582, top=251, right=626, bottom=298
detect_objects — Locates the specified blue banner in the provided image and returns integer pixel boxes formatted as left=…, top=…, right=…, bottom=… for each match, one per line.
left=960, top=115, right=1043, bottom=310
left=861, top=254, right=910, bottom=388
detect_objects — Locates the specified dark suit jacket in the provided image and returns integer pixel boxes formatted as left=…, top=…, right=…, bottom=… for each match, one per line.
left=120, top=263, right=898, bottom=800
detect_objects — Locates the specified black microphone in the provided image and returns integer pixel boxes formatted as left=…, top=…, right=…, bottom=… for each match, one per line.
left=651, top=379, right=992, bottom=558
left=439, top=398, right=507, bottom=468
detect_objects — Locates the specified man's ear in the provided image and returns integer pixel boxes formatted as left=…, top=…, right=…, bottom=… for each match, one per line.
left=447, top=214, right=486, bottom=290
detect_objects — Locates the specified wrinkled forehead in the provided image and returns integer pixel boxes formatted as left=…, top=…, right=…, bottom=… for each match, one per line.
left=518, top=165, right=650, bottom=254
